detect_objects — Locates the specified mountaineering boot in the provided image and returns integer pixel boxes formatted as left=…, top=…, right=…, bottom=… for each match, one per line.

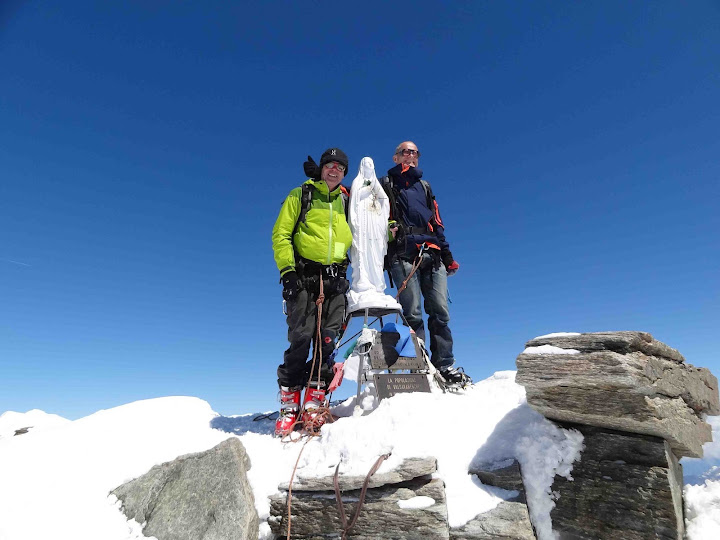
left=301, top=382, right=328, bottom=433
left=439, top=366, right=472, bottom=387
left=275, top=386, right=302, bottom=437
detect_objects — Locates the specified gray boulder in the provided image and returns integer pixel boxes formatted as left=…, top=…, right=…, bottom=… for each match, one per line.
left=550, top=423, right=684, bottom=539
left=112, top=437, right=258, bottom=540
left=516, top=331, right=719, bottom=458
left=452, top=460, right=535, bottom=540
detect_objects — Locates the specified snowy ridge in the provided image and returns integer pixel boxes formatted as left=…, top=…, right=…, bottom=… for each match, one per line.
left=0, top=373, right=718, bottom=540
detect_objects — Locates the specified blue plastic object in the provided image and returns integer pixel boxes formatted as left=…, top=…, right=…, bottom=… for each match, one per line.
left=381, top=322, right=417, bottom=357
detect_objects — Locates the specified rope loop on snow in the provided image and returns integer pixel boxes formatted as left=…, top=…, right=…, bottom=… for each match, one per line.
left=334, top=453, right=391, bottom=540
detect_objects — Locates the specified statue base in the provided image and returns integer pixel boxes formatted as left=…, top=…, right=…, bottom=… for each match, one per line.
left=346, top=291, right=402, bottom=315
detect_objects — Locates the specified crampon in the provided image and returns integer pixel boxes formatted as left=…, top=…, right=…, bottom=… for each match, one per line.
left=434, top=366, right=473, bottom=393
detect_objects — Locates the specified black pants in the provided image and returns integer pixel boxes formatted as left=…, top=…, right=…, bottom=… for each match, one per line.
left=277, top=284, right=346, bottom=388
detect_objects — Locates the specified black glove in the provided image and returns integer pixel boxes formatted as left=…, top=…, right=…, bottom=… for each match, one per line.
left=303, top=156, right=320, bottom=179
left=281, top=271, right=300, bottom=301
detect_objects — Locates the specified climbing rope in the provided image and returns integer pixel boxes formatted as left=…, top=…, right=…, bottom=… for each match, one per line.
left=395, top=244, right=426, bottom=298
left=334, top=453, right=391, bottom=540
left=283, top=272, right=334, bottom=539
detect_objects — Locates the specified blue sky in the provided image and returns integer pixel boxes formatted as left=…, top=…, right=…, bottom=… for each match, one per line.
left=2, top=1, right=718, bottom=420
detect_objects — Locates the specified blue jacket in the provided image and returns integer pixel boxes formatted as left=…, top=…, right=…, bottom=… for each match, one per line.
left=384, top=165, right=449, bottom=260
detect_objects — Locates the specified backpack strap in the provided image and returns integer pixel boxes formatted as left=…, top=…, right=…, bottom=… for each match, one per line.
left=291, top=183, right=315, bottom=240
left=339, top=185, right=349, bottom=221
left=420, top=180, right=434, bottom=208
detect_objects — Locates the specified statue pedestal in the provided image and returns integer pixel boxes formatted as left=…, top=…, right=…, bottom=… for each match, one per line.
left=346, top=292, right=402, bottom=315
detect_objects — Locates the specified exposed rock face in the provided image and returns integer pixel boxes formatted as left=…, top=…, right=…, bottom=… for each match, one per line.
left=550, top=423, right=684, bottom=539
left=281, top=456, right=437, bottom=491
left=269, top=457, right=448, bottom=539
left=112, top=437, right=258, bottom=540
left=516, top=331, right=719, bottom=458
left=453, top=460, right=535, bottom=540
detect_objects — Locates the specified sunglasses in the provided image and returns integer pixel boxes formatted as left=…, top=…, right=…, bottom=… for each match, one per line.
left=324, top=162, right=346, bottom=172
left=396, top=148, right=421, bottom=157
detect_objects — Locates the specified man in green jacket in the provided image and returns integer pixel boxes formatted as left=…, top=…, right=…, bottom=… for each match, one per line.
left=271, top=148, right=353, bottom=436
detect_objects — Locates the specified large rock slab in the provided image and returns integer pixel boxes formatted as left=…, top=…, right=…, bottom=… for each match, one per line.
left=112, top=437, right=258, bottom=540
left=516, top=331, right=719, bottom=458
left=452, top=460, right=535, bottom=540
left=550, top=423, right=684, bottom=539
left=281, top=456, right=437, bottom=491
left=269, top=476, right=448, bottom=539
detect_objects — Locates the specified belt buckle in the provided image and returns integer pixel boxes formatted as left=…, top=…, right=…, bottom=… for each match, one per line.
left=326, top=265, right=338, bottom=278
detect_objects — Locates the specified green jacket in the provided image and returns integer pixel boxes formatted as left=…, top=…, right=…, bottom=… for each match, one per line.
left=272, top=179, right=352, bottom=277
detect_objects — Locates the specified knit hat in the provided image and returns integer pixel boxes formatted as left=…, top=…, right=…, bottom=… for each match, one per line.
left=318, top=148, right=349, bottom=172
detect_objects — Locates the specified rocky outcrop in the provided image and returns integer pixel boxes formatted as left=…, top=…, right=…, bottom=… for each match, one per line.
left=280, top=456, right=437, bottom=491
left=454, top=460, right=535, bottom=540
left=549, top=423, right=685, bottom=539
left=516, top=331, right=720, bottom=539
left=269, top=457, right=449, bottom=539
left=112, top=437, right=258, bottom=540
left=516, top=331, right=719, bottom=458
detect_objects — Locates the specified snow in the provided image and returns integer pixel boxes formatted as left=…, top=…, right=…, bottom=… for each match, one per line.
left=0, top=373, right=718, bottom=540
left=533, top=332, right=582, bottom=339
left=0, top=409, right=70, bottom=439
left=522, top=344, right=580, bottom=355
left=397, top=496, right=435, bottom=509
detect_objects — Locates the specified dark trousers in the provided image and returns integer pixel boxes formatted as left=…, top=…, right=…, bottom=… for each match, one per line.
left=277, top=286, right=346, bottom=389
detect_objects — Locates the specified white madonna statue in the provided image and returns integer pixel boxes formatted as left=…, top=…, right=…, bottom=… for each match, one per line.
left=346, top=157, right=402, bottom=313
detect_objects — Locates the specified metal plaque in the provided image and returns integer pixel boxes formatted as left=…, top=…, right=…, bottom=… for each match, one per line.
left=368, top=332, right=426, bottom=370
left=373, top=373, right=431, bottom=400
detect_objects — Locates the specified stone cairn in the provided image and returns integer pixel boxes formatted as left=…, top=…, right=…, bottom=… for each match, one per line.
left=516, top=331, right=720, bottom=539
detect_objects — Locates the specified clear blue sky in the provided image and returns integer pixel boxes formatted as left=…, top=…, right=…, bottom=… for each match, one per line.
left=2, top=1, right=718, bottom=420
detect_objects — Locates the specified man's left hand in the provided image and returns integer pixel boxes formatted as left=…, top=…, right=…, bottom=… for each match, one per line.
left=442, top=251, right=459, bottom=276
left=446, top=260, right=459, bottom=276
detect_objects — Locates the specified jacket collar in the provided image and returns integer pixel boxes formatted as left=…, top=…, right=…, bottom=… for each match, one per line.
left=307, top=178, right=343, bottom=196
left=388, top=164, right=423, bottom=187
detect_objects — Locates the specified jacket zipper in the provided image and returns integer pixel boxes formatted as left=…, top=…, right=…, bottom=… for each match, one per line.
left=327, top=191, right=334, bottom=264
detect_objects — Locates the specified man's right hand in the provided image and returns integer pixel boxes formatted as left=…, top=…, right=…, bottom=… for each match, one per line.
left=281, top=271, right=300, bottom=301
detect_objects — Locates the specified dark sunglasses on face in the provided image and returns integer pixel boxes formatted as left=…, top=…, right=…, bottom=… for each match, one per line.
left=324, top=162, right=346, bottom=172
left=396, top=148, right=420, bottom=157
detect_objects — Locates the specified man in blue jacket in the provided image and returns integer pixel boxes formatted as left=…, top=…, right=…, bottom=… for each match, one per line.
left=382, top=141, right=469, bottom=386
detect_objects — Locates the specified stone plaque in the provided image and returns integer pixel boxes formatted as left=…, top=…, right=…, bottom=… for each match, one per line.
left=374, top=373, right=431, bottom=400
left=369, top=332, right=426, bottom=370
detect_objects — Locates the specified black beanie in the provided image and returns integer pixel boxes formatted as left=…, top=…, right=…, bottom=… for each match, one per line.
left=318, top=148, right=349, bottom=172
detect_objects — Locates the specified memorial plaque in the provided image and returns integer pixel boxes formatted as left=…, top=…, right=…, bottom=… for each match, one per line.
left=373, top=373, right=431, bottom=400
left=369, top=332, right=426, bottom=370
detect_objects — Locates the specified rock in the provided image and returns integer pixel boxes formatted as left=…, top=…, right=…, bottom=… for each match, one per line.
left=452, top=460, right=535, bottom=540
left=270, top=476, right=448, bottom=539
left=516, top=331, right=719, bottom=458
left=112, top=437, right=258, bottom=540
left=468, top=460, right=526, bottom=495
left=450, top=501, right=535, bottom=540
left=282, top=456, right=437, bottom=491
left=550, top=423, right=684, bottom=539
left=525, top=331, right=685, bottom=362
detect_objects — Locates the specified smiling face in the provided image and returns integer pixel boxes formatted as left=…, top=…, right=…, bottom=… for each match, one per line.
left=392, top=141, right=420, bottom=168
left=321, top=161, right=345, bottom=190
